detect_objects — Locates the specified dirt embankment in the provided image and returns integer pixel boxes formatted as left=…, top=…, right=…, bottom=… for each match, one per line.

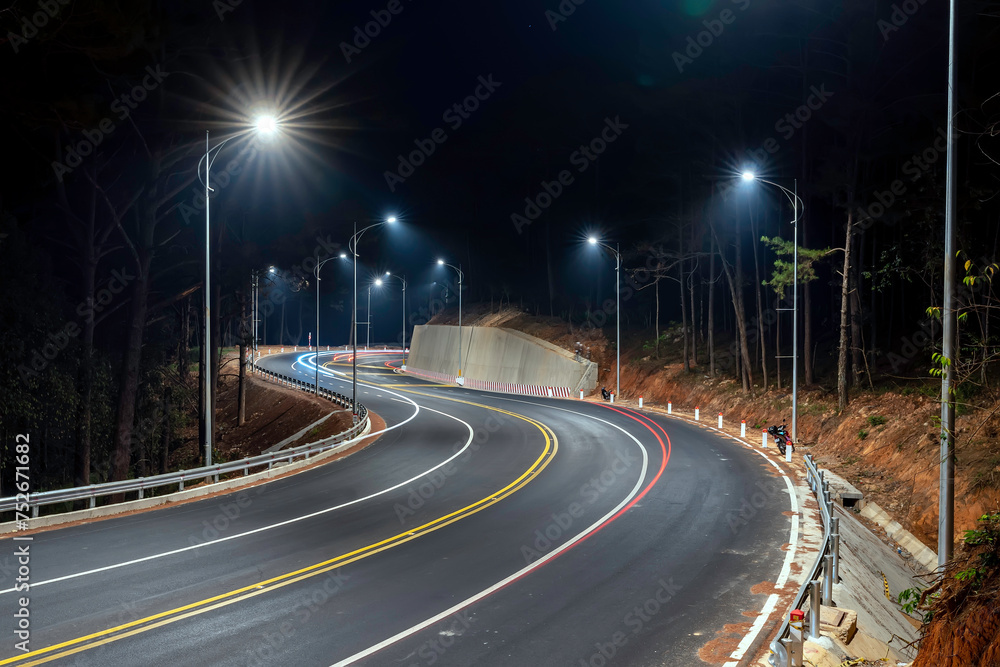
left=437, top=307, right=1000, bottom=552
left=170, top=365, right=355, bottom=469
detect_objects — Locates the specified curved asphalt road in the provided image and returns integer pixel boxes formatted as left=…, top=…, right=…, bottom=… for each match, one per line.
left=0, top=350, right=795, bottom=666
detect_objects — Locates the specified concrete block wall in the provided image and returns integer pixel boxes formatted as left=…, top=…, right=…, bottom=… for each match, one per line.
left=408, top=325, right=597, bottom=392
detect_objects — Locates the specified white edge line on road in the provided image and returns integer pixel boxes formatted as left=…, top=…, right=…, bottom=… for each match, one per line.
left=329, top=405, right=651, bottom=667
left=0, top=379, right=474, bottom=595
left=661, top=414, right=801, bottom=665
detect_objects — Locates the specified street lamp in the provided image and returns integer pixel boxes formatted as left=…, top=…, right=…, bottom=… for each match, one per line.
left=383, top=271, right=408, bottom=364
left=741, top=171, right=805, bottom=443
left=367, top=278, right=384, bottom=349
left=436, top=259, right=465, bottom=384
left=251, top=267, right=274, bottom=362
left=348, top=217, right=396, bottom=419
left=197, top=116, right=279, bottom=467
left=313, top=256, right=343, bottom=396
left=588, top=236, right=621, bottom=400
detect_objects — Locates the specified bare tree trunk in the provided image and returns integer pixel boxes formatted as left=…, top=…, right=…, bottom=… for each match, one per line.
left=689, top=221, right=698, bottom=366
left=161, top=389, right=170, bottom=474
left=679, top=231, right=689, bottom=372
left=654, top=271, right=661, bottom=358
left=211, top=282, right=221, bottom=445
left=803, top=260, right=814, bottom=385
left=238, top=283, right=249, bottom=426
left=179, top=296, right=190, bottom=383
left=850, top=231, right=863, bottom=387
left=750, top=203, right=768, bottom=389
left=75, top=215, right=96, bottom=489
left=111, top=252, right=152, bottom=482
left=709, top=235, right=716, bottom=378
left=710, top=218, right=753, bottom=392
left=838, top=210, right=854, bottom=412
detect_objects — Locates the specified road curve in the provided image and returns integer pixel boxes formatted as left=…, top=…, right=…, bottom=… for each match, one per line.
left=0, top=350, right=795, bottom=667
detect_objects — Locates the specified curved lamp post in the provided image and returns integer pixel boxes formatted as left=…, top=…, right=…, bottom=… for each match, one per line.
left=436, top=259, right=464, bottom=384
left=367, top=278, right=384, bottom=349
left=741, top=171, right=805, bottom=443
left=588, top=236, right=621, bottom=400
left=313, top=255, right=345, bottom=396
left=383, top=271, right=408, bottom=364
left=348, top=217, right=395, bottom=419
left=197, top=115, right=278, bottom=467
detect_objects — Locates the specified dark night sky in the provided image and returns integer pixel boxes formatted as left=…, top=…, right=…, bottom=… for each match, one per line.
left=1, top=0, right=987, bottom=348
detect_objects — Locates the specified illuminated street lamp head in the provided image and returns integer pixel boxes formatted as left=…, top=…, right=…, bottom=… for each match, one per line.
left=587, top=236, right=598, bottom=245
left=268, top=266, right=276, bottom=273
left=386, top=216, right=397, bottom=224
left=437, top=259, right=444, bottom=265
left=385, top=271, right=391, bottom=276
left=339, top=252, right=347, bottom=259
left=741, top=171, right=756, bottom=182
left=375, top=278, right=383, bottom=287
left=255, top=115, right=278, bottom=135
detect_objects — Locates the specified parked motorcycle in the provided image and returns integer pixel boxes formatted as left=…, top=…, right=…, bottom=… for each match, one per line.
left=767, top=421, right=794, bottom=456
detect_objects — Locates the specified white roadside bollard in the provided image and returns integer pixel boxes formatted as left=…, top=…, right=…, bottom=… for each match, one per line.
left=694, top=406, right=700, bottom=421
left=294, top=345, right=298, bottom=352
left=741, top=420, right=746, bottom=438
left=762, top=430, right=768, bottom=449
left=667, top=401, right=672, bottom=414
left=639, top=396, right=643, bottom=408
left=718, top=413, right=723, bottom=429
left=580, top=390, right=584, bottom=400
left=786, top=442, right=793, bottom=463
left=610, top=393, right=615, bottom=403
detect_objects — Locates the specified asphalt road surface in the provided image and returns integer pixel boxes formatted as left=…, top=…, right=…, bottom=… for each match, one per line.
left=1, top=350, right=796, bottom=666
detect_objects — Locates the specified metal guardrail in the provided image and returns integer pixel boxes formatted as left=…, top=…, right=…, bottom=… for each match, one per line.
left=768, top=453, right=841, bottom=666
left=1, top=360, right=367, bottom=519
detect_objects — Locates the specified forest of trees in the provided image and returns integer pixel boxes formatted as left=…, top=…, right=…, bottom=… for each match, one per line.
left=1, top=1, right=999, bottom=497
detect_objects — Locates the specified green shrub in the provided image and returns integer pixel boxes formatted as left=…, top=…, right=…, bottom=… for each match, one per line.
left=867, top=415, right=888, bottom=427
left=858, top=429, right=869, bottom=440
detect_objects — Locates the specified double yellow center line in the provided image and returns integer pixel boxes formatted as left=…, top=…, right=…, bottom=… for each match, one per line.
left=3, top=399, right=556, bottom=665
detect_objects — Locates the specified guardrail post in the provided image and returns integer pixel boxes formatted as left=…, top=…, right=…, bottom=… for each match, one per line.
left=89, top=496, right=96, bottom=509
left=32, top=505, right=38, bottom=518
left=809, top=580, right=822, bottom=639
left=179, top=476, right=184, bottom=491
left=823, top=554, right=834, bottom=605
left=831, top=517, right=841, bottom=582
left=138, top=486, right=144, bottom=500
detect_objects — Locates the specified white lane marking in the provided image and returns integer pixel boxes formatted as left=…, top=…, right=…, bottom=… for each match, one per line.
left=722, top=593, right=779, bottom=667
left=657, top=411, right=802, bottom=665
left=330, top=409, right=651, bottom=667
left=0, top=390, right=473, bottom=595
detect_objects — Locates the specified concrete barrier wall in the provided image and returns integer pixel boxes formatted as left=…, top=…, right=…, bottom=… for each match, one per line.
left=408, top=325, right=597, bottom=392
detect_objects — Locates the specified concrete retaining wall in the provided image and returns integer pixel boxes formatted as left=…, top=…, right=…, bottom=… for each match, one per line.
left=408, top=325, right=597, bottom=392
